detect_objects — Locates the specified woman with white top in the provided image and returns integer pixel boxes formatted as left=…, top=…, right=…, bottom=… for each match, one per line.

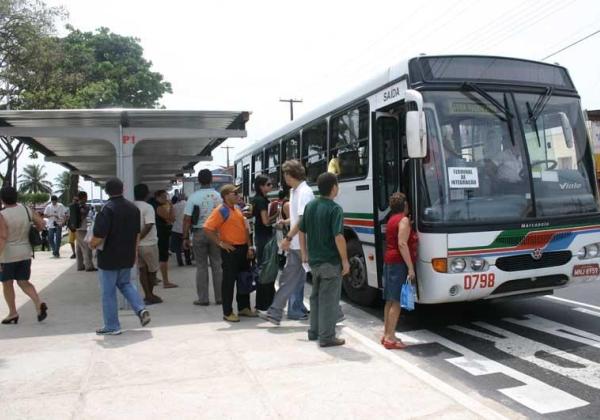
left=0, top=186, right=48, bottom=324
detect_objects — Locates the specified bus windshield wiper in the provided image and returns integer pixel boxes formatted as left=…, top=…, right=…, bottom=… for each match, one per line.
left=462, top=82, right=514, bottom=120
left=526, top=87, right=553, bottom=147
left=527, top=87, right=553, bottom=122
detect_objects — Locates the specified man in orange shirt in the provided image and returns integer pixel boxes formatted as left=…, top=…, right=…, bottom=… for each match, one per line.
left=204, top=184, right=256, bottom=322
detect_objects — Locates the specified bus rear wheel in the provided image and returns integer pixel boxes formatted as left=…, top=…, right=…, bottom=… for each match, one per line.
left=343, top=240, right=379, bottom=307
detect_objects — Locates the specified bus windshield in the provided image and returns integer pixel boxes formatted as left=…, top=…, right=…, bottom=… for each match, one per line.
left=420, top=90, right=598, bottom=225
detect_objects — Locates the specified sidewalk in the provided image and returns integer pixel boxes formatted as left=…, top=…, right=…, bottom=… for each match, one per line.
left=1, top=245, right=510, bottom=420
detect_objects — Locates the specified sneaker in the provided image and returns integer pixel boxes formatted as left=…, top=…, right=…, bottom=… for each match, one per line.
left=138, top=309, right=151, bottom=327
left=257, top=310, right=281, bottom=326
left=288, top=314, right=309, bottom=321
left=319, top=338, right=345, bottom=347
left=238, top=308, right=258, bottom=318
left=223, top=313, right=240, bottom=322
left=96, top=327, right=122, bottom=335
left=193, top=300, right=210, bottom=306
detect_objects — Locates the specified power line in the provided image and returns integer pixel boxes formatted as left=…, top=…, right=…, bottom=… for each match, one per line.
left=541, top=28, right=600, bottom=61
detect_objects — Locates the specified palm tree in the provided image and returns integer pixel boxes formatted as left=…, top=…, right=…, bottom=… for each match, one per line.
left=18, top=164, right=53, bottom=194
left=54, top=171, right=72, bottom=204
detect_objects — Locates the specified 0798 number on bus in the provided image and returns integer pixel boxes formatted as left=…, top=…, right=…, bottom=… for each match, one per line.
left=464, top=273, right=495, bottom=290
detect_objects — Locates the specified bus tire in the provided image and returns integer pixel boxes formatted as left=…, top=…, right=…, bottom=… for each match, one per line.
left=343, top=240, right=379, bottom=307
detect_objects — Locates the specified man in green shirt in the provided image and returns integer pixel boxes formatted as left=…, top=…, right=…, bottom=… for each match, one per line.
left=299, top=172, right=349, bottom=347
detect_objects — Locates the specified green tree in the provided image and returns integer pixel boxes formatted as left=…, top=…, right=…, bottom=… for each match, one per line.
left=54, top=170, right=71, bottom=203
left=1, top=1, right=172, bottom=186
left=18, top=163, right=52, bottom=193
left=0, top=0, right=64, bottom=187
left=20, top=192, right=50, bottom=205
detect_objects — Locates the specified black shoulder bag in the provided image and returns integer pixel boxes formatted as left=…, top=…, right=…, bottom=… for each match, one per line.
left=23, top=205, right=43, bottom=248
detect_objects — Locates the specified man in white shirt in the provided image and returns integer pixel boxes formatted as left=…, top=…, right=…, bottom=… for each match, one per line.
left=44, top=195, right=67, bottom=257
left=134, top=184, right=162, bottom=305
left=259, top=160, right=313, bottom=324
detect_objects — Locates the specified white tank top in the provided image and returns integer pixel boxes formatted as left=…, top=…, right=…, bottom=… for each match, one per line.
left=0, top=205, right=33, bottom=263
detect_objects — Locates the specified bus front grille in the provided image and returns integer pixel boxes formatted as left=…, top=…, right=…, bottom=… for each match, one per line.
left=490, top=275, right=569, bottom=295
left=495, top=251, right=572, bottom=272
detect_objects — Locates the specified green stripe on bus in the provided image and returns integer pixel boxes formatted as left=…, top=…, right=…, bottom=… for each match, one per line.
left=344, top=212, right=373, bottom=220
left=450, top=222, right=598, bottom=252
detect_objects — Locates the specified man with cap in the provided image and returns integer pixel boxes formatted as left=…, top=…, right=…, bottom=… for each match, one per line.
left=203, top=184, right=256, bottom=322
left=44, top=195, right=67, bottom=257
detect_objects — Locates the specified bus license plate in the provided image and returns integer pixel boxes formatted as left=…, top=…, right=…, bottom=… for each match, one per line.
left=572, top=264, right=600, bottom=277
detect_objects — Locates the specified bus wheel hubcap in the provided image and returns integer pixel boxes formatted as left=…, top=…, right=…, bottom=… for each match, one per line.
left=348, top=255, right=366, bottom=289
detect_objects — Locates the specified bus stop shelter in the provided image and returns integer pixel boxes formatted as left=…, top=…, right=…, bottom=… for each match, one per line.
left=0, top=109, right=250, bottom=197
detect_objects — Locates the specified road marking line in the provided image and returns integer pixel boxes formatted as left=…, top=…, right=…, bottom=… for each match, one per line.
left=404, top=328, right=589, bottom=414
left=544, top=295, right=600, bottom=311
left=342, top=327, right=511, bottom=420
left=452, top=321, right=600, bottom=390
left=505, top=314, right=600, bottom=346
left=573, top=307, right=600, bottom=318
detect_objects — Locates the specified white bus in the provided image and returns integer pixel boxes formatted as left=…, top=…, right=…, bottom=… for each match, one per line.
left=235, top=55, right=600, bottom=306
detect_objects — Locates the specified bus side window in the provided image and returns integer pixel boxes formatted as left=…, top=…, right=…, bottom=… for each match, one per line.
left=302, top=120, right=327, bottom=184
left=251, top=151, right=264, bottom=192
left=330, top=104, right=369, bottom=180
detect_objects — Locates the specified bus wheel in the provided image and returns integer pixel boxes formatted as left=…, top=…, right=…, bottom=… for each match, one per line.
left=343, top=240, right=379, bottom=307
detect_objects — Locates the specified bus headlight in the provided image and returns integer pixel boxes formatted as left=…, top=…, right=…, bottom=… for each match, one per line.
left=586, top=244, right=599, bottom=258
left=471, top=257, right=486, bottom=271
left=450, top=258, right=466, bottom=273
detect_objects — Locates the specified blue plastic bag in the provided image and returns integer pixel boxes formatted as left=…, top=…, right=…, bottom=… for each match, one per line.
left=400, top=278, right=416, bottom=311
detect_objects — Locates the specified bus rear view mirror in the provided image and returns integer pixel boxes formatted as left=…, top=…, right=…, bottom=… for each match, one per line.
left=559, top=112, right=574, bottom=148
left=405, top=89, right=427, bottom=158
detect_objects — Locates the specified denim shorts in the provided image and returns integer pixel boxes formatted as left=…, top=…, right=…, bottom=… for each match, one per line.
left=383, top=262, right=408, bottom=302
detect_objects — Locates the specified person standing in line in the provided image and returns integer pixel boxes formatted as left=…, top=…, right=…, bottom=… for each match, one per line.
left=204, top=184, right=256, bottom=322
left=67, top=196, right=78, bottom=259
left=182, top=169, right=222, bottom=306
left=70, top=191, right=95, bottom=272
left=381, top=192, right=415, bottom=350
left=44, top=195, right=67, bottom=258
left=170, top=195, right=192, bottom=267
left=153, top=190, right=177, bottom=288
left=252, top=174, right=276, bottom=311
left=299, top=172, right=349, bottom=347
left=260, top=160, right=312, bottom=325
left=133, top=184, right=163, bottom=305
left=0, top=186, right=48, bottom=325
left=89, top=178, right=150, bottom=335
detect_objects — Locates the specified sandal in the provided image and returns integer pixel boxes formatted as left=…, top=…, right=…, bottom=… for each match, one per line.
left=382, top=339, right=407, bottom=350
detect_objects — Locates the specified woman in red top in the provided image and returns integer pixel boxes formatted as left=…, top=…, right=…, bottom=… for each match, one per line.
left=382, top=192, right=416, bottom=349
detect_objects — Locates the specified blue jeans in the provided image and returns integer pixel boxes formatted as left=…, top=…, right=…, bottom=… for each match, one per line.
left=48, top=227, right=62, bottom=256
left=99, top=268, right=145, bottom=331
left=287, top=271, right=309, bottom=319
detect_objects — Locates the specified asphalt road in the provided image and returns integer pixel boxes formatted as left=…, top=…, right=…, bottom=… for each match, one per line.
left=339, top=280, right=600, bottom=419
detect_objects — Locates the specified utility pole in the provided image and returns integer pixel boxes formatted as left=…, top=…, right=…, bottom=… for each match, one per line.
left=279, top=98, right=303, bottom=121
left=221, top=145, right=235, bottom=168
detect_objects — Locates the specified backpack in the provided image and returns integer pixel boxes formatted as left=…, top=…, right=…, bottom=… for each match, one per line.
left=258, top=236, right=280, bottom=284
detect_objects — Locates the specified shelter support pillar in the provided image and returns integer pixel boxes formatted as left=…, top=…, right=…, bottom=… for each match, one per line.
left=117, top=127, right=136, bottom=200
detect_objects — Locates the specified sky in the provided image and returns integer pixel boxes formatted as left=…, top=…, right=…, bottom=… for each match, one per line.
left=10, top=0, right=600, bottom=197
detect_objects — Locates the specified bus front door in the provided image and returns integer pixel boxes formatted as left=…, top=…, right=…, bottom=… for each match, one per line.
left=373, top=112, right=401, bottom=285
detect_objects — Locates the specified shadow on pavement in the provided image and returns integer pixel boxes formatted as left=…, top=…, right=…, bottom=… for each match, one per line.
left=93, top=329, right=154, bottom=349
